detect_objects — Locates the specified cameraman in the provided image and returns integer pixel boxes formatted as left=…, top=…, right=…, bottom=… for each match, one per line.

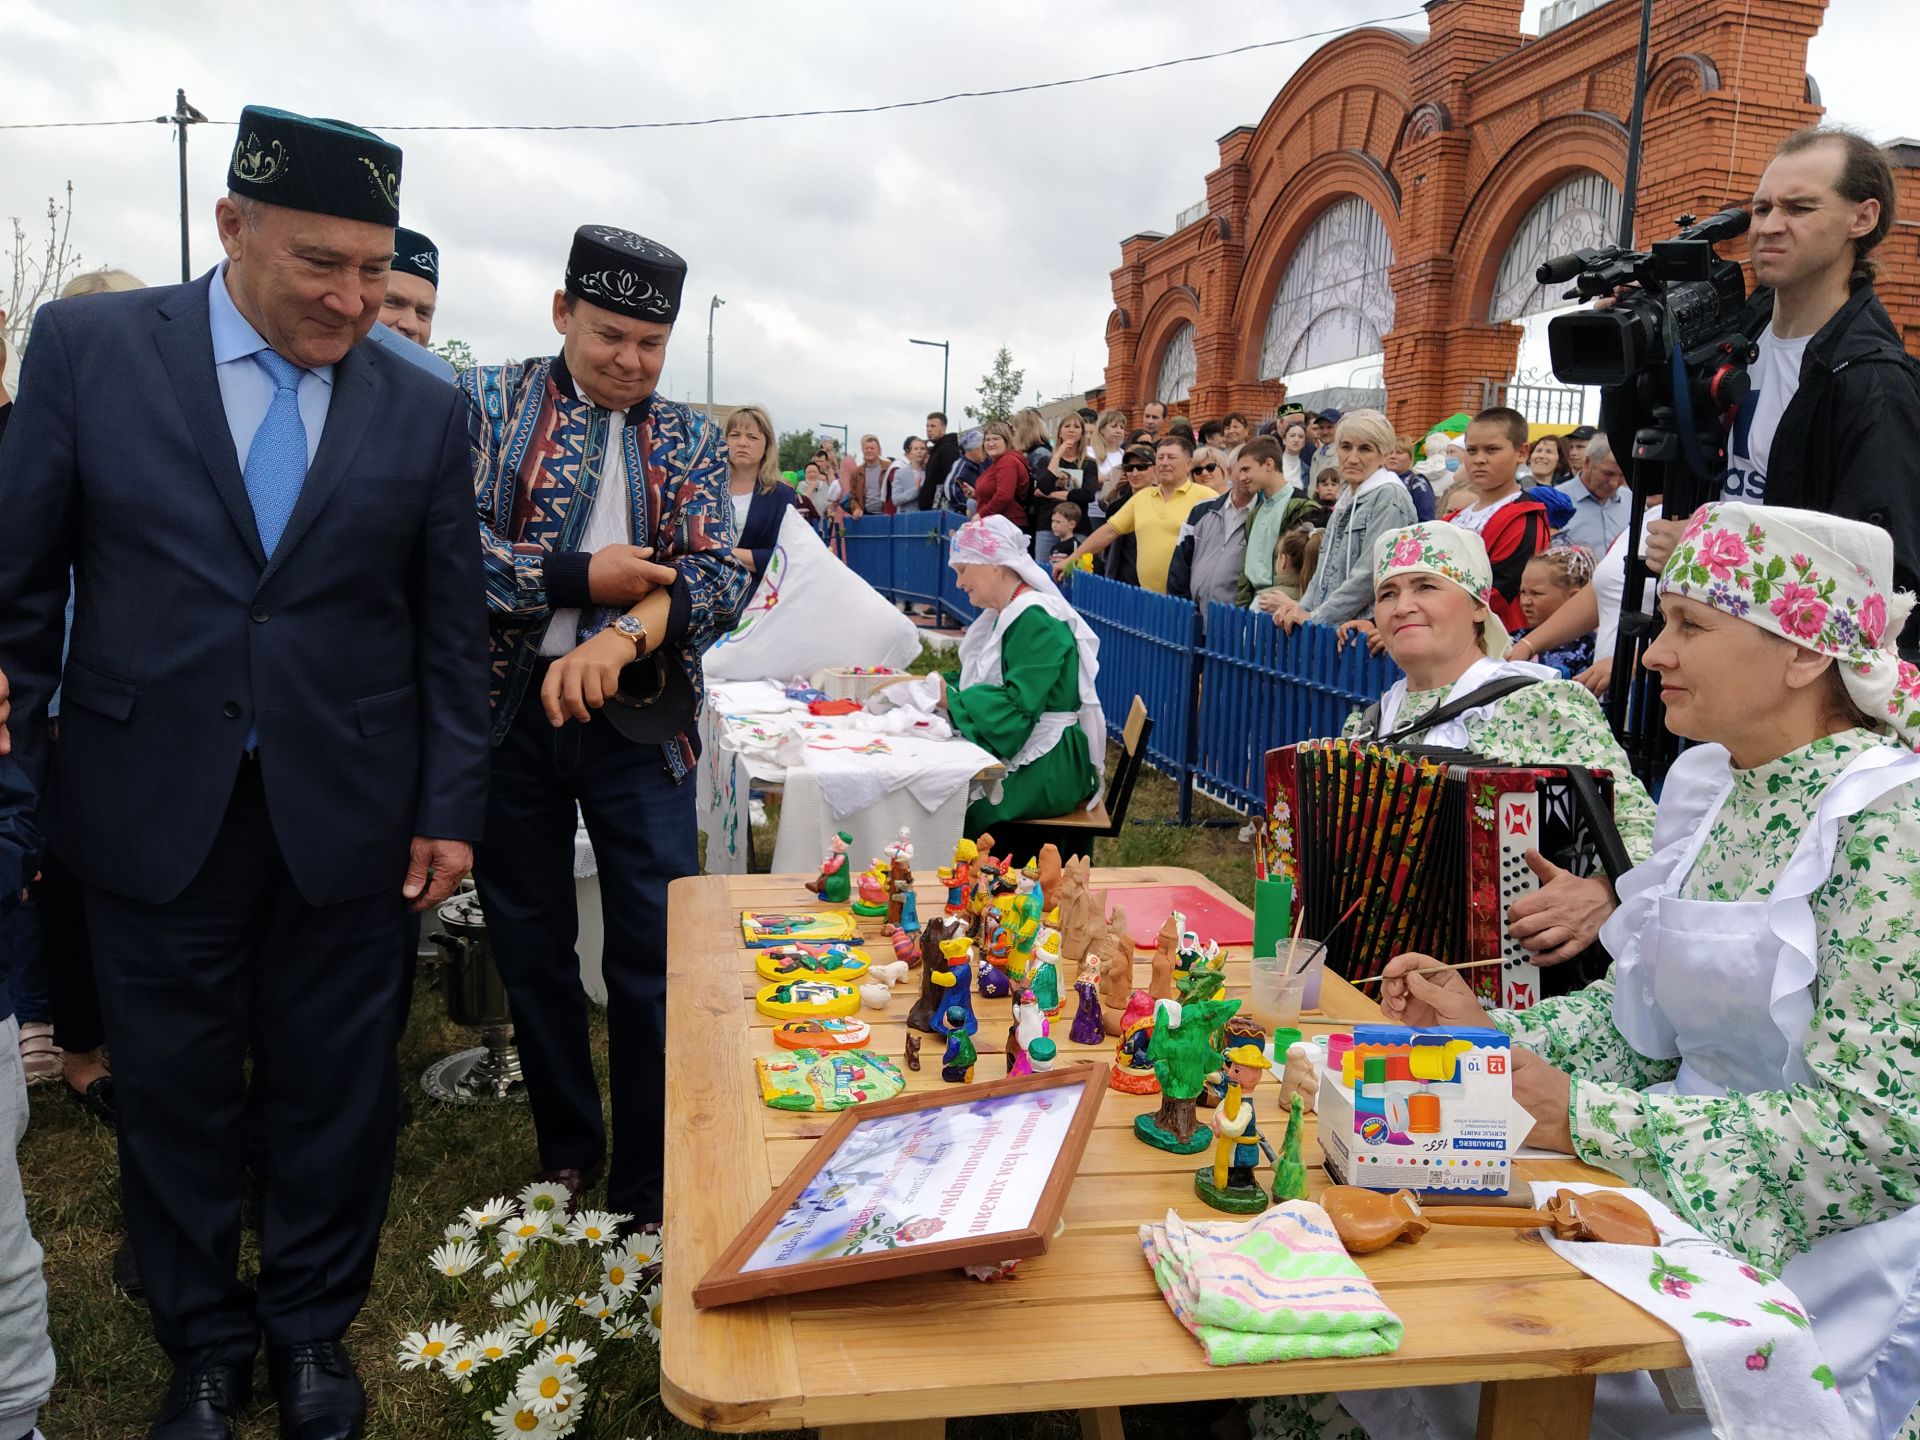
left=1640, top=127, right=1920, bottom=649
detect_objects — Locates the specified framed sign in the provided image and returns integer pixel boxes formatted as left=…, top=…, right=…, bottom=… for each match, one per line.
left=692, top=1063, right=1106, bottom=1308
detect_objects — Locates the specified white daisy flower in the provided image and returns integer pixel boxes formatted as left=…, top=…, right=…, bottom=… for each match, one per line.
left=540, top=1392, right=581, bottom=1434
left=441, top=1342, right=484, bottom=1383
left=638, top=1281, right=663, bottom=1343
left=582, top=1291, right=620, bottom=1324
left=443, top=1220, right=479, bottom=1243
left=428, top=1239, right=483, bottom=1278
left=464, top=1196, right=515, bottom=1229
left=486, top=1401, right=546, bottom=1436
left=600, top=1246, right=640, bottom=1297
left=397, top=1319, right=464, bottom=1371
left=505, top=1210, right=554, bottom=1245
left=490, top=1277, right=536, bottom=1311
left=473, top=1326, right=518, bottom=1363
left=626, top=1229, right=664, bottom=1266
left=534, top=1338, right=597, bottom=1371
left=599, top=1316, right=638, bottom=1340
left=565, top=1209, right=626, bottom=1246
left=518, top=1180, right=573, bottom=1216
left=515, top=1358, right=577, bottom=1415
left=565, top=1291, right=598, bottom=1313
left=515, top=1298, right=567, bottom=1344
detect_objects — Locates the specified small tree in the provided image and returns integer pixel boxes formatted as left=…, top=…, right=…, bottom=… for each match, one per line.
left=430, top=338, right=476, bottom=373
left=776, top=427, right=819, bottom=471
left=5, top=183, right=84, bottom=364
left=1144, top=998, right=1242, bottom=1147
left=965, top=347, right=1024, bottom=424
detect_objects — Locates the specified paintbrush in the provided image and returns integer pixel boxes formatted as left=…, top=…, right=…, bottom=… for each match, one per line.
left=1350, top=956, right=1505, bottom=987
left=1287, top=896, right=1363, bottom=977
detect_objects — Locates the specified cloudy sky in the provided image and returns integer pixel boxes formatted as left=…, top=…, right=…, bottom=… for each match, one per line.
left=2, top=0, right=1909, bottom=449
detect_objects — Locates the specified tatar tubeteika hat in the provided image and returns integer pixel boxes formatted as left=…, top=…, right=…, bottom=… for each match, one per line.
left=391, top=227, right=439, bottom=287
left=227, top=105, right=402, bottom=227
left=565, top=225, right=687, bottom=323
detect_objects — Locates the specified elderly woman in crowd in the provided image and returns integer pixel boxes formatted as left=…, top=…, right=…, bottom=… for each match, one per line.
left=1260, top=503, right=1920, bottom=1440
left=1265, top=409, right=1417, bottom=630
left=724, top=404, right=798, bottom=585
left=881, top=515, right=1103, bottom=830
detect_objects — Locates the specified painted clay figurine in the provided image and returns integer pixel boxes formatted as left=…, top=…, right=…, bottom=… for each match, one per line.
left=890, top=924, right=920, bottom=970
left=1006, top=990, right=1049, bottom=1076
left=1149, top=911, right=1182, bottom=1001
left=754, top=979, right=861, bottom=1021
left=906, top=917, right=964, bottom=1032
left=1108, top=990, right=1159, bottom=1095
left=938, top=839, right=977, bottom=915
left=904, top=1032, right=922, bottom=1071
left=804, top=831, right=854, bottom=904
left=976, top=908, right=1014, bottom=999
left=1196, top=1044, right=1277, bottom=1215
left=1069, top=964, right=1106, bottom=1046
left=866, top=959, right=910, bottom=988
left=1199, top=1016, right=1270, bottom=1108
left=1272, top=1093, right=1308, bottom=1202
left=884, top=853, right=919, bottom=936
left=1093, top=908, right=1136, bottom=1035
left=771, top=1016, right=872, bottom=1051
left=939, top=1005, right=978, bottom=1083
left=858, top=982, right=891, bottom=1011
left=852, top=860, right=890, bottom=917
left=927, top=936, right=979, bottom=1036
left=1029, top=955, right=1061, bottom=1017
left=1135, top=996, right=1242, bottom=1154
left=1027, top=1036, right=1056, bottom=1074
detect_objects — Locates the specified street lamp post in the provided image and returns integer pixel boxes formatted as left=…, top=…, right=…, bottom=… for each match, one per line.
left=706, top=295, right=726, bottom=415
left=909, top=337, right=950, bottom=418
left=817, top=423, right=849, bottom=451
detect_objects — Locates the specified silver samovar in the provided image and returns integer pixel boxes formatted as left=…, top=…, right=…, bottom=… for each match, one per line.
left=421, top=891, right=527, bottom=1104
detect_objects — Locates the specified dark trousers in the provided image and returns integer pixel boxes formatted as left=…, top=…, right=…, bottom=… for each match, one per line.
left=476, top=693, right=693, bottom=1223
left=86, top=761, right=405, bottom=1364
left=35, top=842, right=107, bottom=1054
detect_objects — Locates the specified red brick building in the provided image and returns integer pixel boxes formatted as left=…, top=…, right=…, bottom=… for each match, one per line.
left=1102, top=0, right=1920, bottom=436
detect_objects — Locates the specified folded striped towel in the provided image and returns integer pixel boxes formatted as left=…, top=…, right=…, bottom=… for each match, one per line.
left=1140, top=1203, right=1403, bottom=1365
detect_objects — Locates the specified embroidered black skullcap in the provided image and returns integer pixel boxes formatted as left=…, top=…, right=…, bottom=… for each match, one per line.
left=391, top=227, right=439, bottom=287
left=565, top=225, right=686, bottom=323
left=228, top=105, right=402, bottom=227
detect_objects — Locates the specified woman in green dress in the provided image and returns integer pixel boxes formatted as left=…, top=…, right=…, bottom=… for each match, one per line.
left=923, top=514, right=1105, bottom=830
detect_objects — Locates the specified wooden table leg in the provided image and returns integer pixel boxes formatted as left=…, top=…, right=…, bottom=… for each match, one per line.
left=1080, top=1406, right=1126, bottom=1440
left=818, top=1422, right=945, bottom=1440
left=1475, top=1374, right=1596, bottom=1439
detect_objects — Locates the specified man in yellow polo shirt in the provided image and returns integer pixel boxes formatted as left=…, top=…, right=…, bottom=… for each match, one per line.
left=1050, top=434, right=1204, bottom=593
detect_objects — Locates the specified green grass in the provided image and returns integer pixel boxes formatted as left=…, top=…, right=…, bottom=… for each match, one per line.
left=22, top=709, right=1256, bottom=1439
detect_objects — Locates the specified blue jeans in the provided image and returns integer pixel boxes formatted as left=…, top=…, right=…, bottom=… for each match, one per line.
left=1033, top=529, right=1060, bottom=567
left=0, top=902, right=47, bottom=1027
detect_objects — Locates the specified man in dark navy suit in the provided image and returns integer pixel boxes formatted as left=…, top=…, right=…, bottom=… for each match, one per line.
left=0, top=106, right=489, bottom=1440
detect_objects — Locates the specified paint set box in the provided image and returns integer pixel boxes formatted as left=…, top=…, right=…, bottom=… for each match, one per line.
left=1317, top=1022, right=1517, bottom=1196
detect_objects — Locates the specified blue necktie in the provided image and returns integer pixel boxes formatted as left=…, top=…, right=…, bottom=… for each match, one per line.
left=240, top=351, right=307, bottom=752
left=243, top=350, right=309, bottom=557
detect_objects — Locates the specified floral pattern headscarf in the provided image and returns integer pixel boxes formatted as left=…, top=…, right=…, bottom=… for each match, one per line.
left=1372, top=521, right=1512, bottom=658
left=1660, top=502, right=1920, bottom=745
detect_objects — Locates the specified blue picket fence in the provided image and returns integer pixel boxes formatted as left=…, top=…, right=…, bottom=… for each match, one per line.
left=836, top=525, right=1399, bottom=817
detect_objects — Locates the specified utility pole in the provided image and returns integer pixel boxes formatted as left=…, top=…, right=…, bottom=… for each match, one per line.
left=1617, top=0, right=1654, bottom=247
left=158, top=89, right=209, bottom=282
left=909, top=337, right=949, bottom=417
left=706, top=295, right=726, bottom=415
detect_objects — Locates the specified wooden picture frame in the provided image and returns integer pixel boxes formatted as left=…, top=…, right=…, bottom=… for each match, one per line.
left=692, top=1062, right=1107, bottom=1309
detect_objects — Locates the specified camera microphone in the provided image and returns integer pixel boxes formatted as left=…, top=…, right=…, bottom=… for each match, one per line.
left=1536, top=247, right=1611, bottom=285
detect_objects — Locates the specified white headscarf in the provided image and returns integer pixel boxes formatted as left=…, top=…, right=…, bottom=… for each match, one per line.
left=1372, top=520, right=1513, bottom=658
left=1660, top=502, right=1920, bottom=746
left=949, top=515, right=1107, bottom=777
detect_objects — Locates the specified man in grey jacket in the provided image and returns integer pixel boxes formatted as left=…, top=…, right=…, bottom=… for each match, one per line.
left=1167, top=452, right=1257, bottom=610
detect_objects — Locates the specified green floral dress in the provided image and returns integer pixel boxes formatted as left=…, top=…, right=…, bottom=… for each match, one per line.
left=1343, top=679, right=1658, bottom=864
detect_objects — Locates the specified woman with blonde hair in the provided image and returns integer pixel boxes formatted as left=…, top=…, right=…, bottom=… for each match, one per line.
left=60, top=268, right=145, bottom=298
left=1031, top=411, right=1099, bottom=563
left=723, top=404, right=797, bottom=583
left=973, top=420, right=1030, bottom=529
left=1265, top=409, right=1417, bottom=630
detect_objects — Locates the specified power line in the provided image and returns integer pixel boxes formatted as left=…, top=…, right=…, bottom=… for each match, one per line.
left=0, top=12, right=1425, bottom=134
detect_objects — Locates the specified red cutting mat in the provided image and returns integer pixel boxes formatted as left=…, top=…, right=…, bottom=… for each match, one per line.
left=1098, top=886, right=1256, bottom=950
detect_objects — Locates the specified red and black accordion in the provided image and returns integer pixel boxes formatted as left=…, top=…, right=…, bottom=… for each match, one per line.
left=1263, top=739, right=1630, bottom=1009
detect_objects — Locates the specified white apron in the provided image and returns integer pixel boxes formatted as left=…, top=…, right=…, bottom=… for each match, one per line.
left=1346, top=740, right=1920, bottom=1440
left=955, top=588, right=1106, bottom=803
left=1373, top=654, right=1559, bottom=749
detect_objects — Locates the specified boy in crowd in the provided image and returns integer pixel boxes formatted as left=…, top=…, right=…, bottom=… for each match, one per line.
left=1050, top=503, right=1093, bottom=572
left=1445, top=407, right=1551, bottom=629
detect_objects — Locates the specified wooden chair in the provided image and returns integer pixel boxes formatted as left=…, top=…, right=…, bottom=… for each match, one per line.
left=990, top=696, right=1151, bottom=865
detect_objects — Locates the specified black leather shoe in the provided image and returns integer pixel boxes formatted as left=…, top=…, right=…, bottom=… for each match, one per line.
left=149, top=1360, right=251, bottom=1440
left=113, top=1236, right=145, bottom=1298
left=531, top=1160, right=605, bottom=1217
left=268, top=1341, right=364, bottom=1440
left=66, top=1073, right=117, bottom=1126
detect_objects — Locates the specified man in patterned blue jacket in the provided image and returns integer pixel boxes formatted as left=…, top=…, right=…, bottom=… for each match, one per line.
left=460, top=225, right=751, bottom=1226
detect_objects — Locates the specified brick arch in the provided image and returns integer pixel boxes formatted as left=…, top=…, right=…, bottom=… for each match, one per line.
left=1452, top=113, right=1629, bottom=326
left=1244, top=28, right=1417, bottom=162
left=1648, top=53, right=1722, bottom=113
left=1104, top=307, right=1131, bottom=344
left=1230, top=150, right=1404, bottom=380
left=1135, top=285, right=1201, bottom=400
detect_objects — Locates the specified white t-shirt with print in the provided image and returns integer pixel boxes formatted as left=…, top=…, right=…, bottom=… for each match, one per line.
left=1724, top=325, right=1811, bottom=503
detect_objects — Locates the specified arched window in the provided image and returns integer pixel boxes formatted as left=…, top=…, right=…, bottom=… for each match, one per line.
left=1258, top=197, right=1396, bottom=379
left=1487, top=173, right=1622, bottom=323
left=1155, top=322, right=1196, bottom=403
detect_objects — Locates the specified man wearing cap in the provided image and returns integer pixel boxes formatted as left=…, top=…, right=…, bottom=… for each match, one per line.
left=0, top=105, right=488, bottom=1439
left=1309, top=407, right=1341, bottom=453
left=1563, top=424, right=1596, bottom=474
left=460, top=225, right=750, bottom=1231
left=363, top=226, right=455, bottom=382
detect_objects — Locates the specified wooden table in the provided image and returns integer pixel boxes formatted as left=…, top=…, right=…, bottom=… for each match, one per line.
left=662, top=866, right=1684, bottom=1438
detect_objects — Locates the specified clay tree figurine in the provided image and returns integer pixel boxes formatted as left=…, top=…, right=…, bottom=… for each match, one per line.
left=1196, top=1044, right=1277, bottom=1215
left=804, top=831, right=854, bottom=904
left=1069, top=959, right=1106, bottom=1046
left=1093, top=907, right=1136, bottom=1035
left=938, top=1005, right=978, bottom=1083
left=1135, top=996, right=1242, bottom=1154
left=1175, top=957, right=1226, bottom=1007
left=1148, top=911, right=1182, bottom=1001
left=1272, top=1093, right=1308, bottom=1202
left=906, top=917, right=964, bottom=1033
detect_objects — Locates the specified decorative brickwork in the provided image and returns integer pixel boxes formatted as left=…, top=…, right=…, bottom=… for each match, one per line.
left=1106, top=0, right=1919, bottom=434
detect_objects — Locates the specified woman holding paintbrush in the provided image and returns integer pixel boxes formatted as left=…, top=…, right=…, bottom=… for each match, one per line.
left=1272, top=505, right=1920, bottom=1440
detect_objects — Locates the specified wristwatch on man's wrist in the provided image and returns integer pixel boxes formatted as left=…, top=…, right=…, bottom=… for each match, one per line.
left=610, top=614, right=648, bottom=652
